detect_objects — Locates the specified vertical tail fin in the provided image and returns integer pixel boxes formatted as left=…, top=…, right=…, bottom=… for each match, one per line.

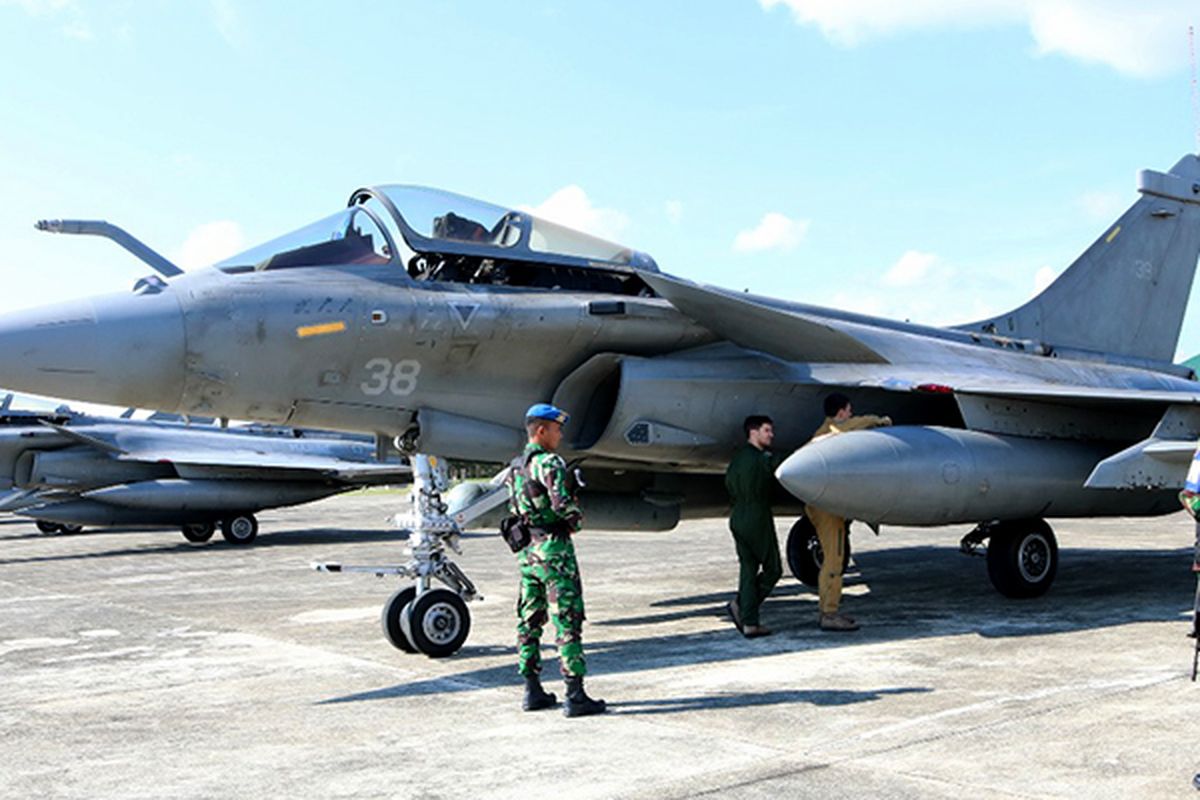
left=959, top=154, right=1200, bottom=364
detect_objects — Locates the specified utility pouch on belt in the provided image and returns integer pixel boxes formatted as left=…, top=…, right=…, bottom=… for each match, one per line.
left=499, top=515, right=531, bottom=553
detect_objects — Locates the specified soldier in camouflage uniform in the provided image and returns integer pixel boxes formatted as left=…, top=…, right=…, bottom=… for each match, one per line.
left=1178, top=442, right=1200, bottom=653
left=506, top=402, right=606, bottom=717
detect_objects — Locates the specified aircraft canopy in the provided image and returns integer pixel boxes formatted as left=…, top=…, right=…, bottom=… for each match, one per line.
left=215, top=185, right=657, bottom=275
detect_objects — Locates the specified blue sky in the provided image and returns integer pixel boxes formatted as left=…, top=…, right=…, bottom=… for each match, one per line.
left=1, top=0, right=1199, bottom=408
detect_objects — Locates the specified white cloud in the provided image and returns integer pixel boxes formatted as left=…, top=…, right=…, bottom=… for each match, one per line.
left=173, top=221, right=246, bottom=270
left=1033, top=264, right=1059, bottom=293
left=827, top=290, right=887, bottom=318
left=1, top=0, right=74, bottom=15
left=732, top=212, right=810, bottom=253
left=209, top=0, right=243, bottom=46
left=2, top=0, right=93, bottom=40
left=61, top=19, right=91, bottom=39
left=882, top=250, right=940, bottom=287
left=1027, top=2, right=1193, bottom=78
left=809, top=250, right=1017, bottom=326
left=759, top=0, right=1198, bottom=77
left=759, top=0, right=1020, bottom=45
left=1079, top=190, right=1125, bottom=221
left=521, top=185, right=630, bottom=241
left=665, top=199, right=684, bottom=225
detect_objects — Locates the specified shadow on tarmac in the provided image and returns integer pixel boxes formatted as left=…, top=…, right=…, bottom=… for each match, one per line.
left=612, top=686, right=933, bottom=715
left=317, top=542, right=1196, bottom=709
left=0, top=526, right=491, bottom=565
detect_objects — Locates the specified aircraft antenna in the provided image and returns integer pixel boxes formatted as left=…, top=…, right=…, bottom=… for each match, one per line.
left=1191, top=25, right=1199, bottom=154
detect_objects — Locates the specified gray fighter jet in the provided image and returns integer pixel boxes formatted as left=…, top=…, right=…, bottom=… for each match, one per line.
left=0, top=154, right=1197, bottom=654
left=0, top=401, right=409, bottom=544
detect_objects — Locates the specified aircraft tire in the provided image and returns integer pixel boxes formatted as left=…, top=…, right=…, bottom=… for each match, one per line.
left=220, top=514, right=259, bottom=546
left=181, top=522, right=216, bottom=543
left=381, top=586, right=419, bottom=653
left=59, top=524, right=84, bottom=534
left=786, top=515, right=851, bottom=588
left=35, top=520, right=62, bottom=535
left=986, top=519, right=1057, bottom=599
left=400, top=588, right=471, bottom=658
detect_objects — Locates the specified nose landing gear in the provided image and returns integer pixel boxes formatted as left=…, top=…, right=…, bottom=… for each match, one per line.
left=314, top=453, right=510, bottom=658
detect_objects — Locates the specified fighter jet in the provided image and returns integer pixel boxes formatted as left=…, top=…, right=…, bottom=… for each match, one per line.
left=1, top=154, right=1197, bottom=655
left=0, top=400, right=410, bottom=544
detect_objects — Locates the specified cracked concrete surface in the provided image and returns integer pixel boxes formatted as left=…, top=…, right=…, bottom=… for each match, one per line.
left=0, top=495, right=1197, bottom=799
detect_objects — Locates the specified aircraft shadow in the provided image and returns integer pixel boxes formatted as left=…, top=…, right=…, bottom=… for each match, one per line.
left=0, top=527, right=435, bottom=565
left=317, top=543, right=1197, bottom=710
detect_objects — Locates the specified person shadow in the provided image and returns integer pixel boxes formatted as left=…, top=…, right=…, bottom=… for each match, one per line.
left=611, top=686, right=932, bottom=715
left=316, top=541, right=1195, bottom=713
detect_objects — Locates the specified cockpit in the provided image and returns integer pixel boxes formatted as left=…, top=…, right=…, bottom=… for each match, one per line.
left=215, top=185, right=658, bottom=295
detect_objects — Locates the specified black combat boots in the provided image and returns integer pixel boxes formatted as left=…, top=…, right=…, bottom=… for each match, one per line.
left=522, top=675, right=557, bottom=712
left=563, top=676, right=607, bottom=717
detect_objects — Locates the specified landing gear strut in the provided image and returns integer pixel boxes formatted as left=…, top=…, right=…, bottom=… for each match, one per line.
left=315, top=453, right=509, bottom=658
left=960, top=518, right=1058, bottom=598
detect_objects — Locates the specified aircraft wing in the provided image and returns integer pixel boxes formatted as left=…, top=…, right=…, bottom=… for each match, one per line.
left=641, top=272, right=889, bottom=364
left=873, top=380, right=1200, bottom=489
left=951, top=384, right=1200, bottom=406
left=39, top=422, right=410, bottom=482
left=117, top=447, right=412, bottom=482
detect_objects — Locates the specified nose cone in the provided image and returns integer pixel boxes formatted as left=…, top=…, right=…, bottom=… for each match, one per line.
left=776, top=443, right=832, bottom=506
left=776, top=430, right=904, bottom=522
left=0, top=290, right=185, bottom=410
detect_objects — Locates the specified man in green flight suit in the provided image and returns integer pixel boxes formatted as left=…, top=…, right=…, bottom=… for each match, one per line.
left=724, top=415, right=782, bottom=638
left=506, top=402, right=607, bottom=717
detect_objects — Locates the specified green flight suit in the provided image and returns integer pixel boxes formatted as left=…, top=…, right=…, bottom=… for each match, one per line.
left=725, top=443, right=782, bottom=628
left=507, top=442, right=588, bottom=678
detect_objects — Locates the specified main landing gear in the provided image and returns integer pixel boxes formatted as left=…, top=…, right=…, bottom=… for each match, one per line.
left=313, top=453, right=511, bottom=658
left=785, top=512, right=1060, bottom=599
left=960, top=518, right=1058, bottom=598
left=35, top=520, right=84, bottom=535
left=785, top=514, right=851, bottom=588
left=179, top=514, right=257, bottom=545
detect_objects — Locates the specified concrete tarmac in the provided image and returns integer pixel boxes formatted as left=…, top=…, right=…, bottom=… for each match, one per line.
left=1, top=493, right=1197, bottom=799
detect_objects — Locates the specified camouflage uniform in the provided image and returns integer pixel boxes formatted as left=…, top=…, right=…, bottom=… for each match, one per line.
left=508, top=442, right=588, bottom=678
left=1180, top=441, right=1200, bottom=572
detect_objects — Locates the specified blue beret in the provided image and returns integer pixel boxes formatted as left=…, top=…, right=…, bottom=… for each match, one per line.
left=525, top=403, right=569, bottom=425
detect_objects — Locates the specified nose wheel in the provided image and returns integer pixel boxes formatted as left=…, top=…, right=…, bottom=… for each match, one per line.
left=399, top=588, right=471, bottom=658
left=382, top=586, right=474, bottom=657
left=381, top=586, right=419, bottom=653
left=315, top=453, right=508, bottom=659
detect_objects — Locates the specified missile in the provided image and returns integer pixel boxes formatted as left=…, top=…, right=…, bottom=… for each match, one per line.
left=21, top=499, right=188, bottom=526
left=82, top=479, right=344, bottom=512
left=775, top=426, right=1177, bottom=525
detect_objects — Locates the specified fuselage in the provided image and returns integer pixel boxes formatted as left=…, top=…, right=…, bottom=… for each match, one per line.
left=1, top=261, right=1193, bottom=471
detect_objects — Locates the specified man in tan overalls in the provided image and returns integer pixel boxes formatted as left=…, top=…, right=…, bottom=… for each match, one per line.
left=805, top=393, right=891, bottom=632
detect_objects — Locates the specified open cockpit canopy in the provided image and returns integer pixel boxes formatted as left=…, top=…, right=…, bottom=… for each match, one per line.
left=215, top=185, right=657, bottom=294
